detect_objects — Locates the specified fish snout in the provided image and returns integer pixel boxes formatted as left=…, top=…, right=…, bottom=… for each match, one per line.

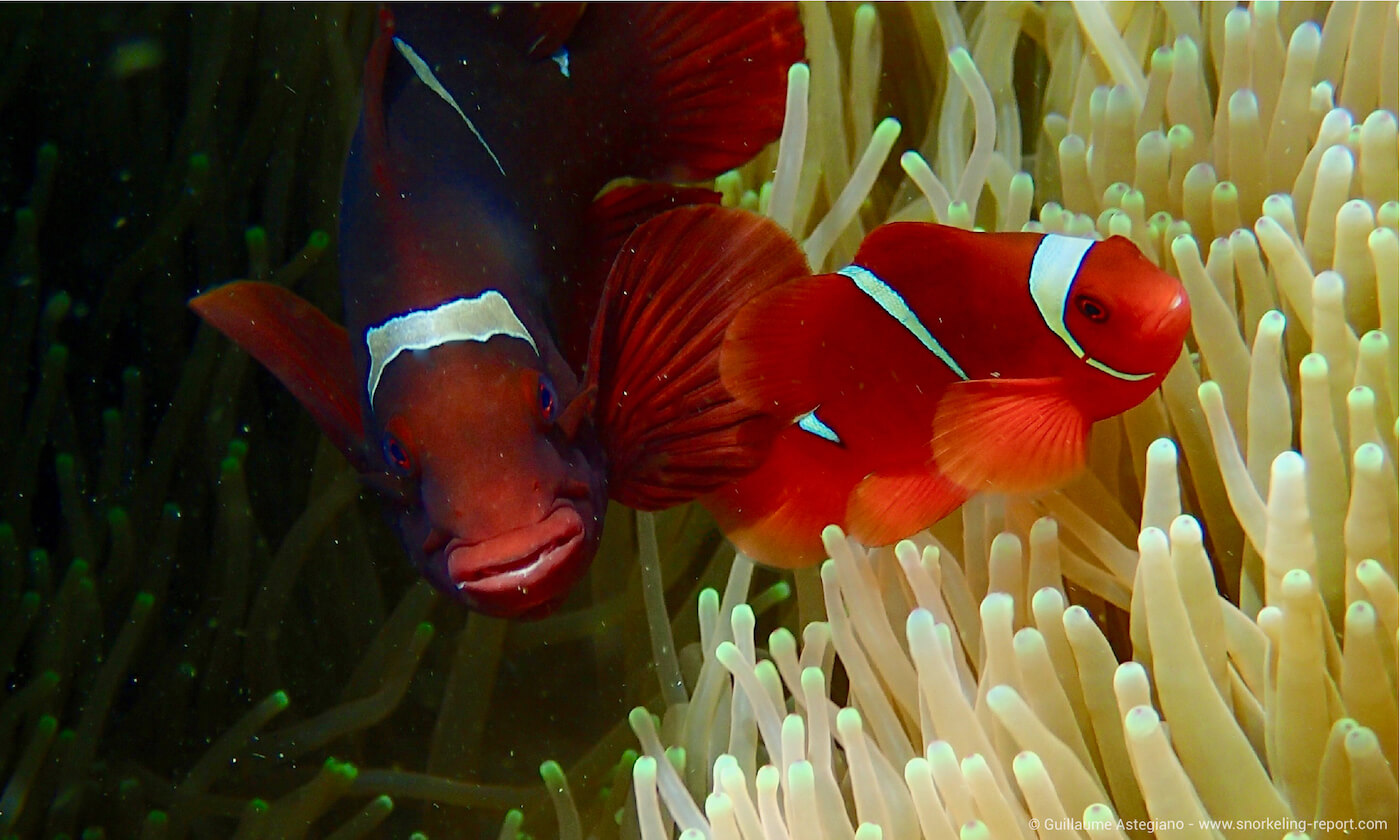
left=443, top=505, right=591, bottom=617
left=1153, top=290, right=1192, bottom=342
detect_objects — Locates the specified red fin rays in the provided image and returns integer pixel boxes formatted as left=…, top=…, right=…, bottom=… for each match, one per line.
left=189, top=282, right=372, bottom=473
left=558, top=184, right=722, bottom=370
left=585, top=184, right=723, bottom=272
left=587, top=206, right=809, bottom=510
left=931, top=378, right=1091, bottom=493
left=618, top=4, right=805, bottom=182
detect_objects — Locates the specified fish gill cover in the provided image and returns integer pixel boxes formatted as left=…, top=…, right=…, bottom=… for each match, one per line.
left=1, top=3, right=1398, bottom=840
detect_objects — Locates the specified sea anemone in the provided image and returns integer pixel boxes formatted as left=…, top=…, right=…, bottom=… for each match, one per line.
left=555, top=2, right=1398, bottom=838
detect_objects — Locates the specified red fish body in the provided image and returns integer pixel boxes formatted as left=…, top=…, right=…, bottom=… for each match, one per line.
left=709, top=223, right=1192, bottom=568
left=192, top=5, right=805, bottom=617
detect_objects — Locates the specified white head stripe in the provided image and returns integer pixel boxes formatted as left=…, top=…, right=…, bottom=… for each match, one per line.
left=1028, top=233, right=1095, bottom=359
left=393, top=36, right=506, bottom=176
left=365, top=290, right=538, bottom=404
left=1028, top=234, right=1155, bottom=382
left=796, top=409, right=841, bottom=444
left=837, top=264, right=968, bottom=381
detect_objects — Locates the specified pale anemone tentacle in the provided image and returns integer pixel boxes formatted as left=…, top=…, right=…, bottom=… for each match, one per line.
left=947, top=47, right=997, bottom=210
left=803, top=117, right=901, bottom=271
left=615, top=436, right=1397, bottom=838
left=900, top=150, right=954, bottom=225
left=767, top=62, right=811, bottom=235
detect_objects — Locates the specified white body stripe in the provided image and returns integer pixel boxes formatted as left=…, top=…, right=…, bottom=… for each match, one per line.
left=1028, top=234, right=1154, bottom=382
left=365, top=290, right=537, bottom=404
left=796, top=409, right=840, bottom=444
left=393, top=36, right=506, bottom=176
left=837, top=264, right=968, bottom=381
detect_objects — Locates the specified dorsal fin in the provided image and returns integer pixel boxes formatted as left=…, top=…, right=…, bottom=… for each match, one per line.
left=362, top=7, right=398, bottom=196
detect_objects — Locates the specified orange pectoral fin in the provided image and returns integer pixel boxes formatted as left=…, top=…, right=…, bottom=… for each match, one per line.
left=190, top=281, right=372, bottom=473
left=931, top=378, right=1091, bottom=495
left=846, top=467, right=970, bottom=548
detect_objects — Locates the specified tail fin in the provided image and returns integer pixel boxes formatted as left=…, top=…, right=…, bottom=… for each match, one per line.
left=585, top=205, right=808, bottom=509
left=557, top=183, right=721, bottom=371
left=584, top=3, right=805, bottom=182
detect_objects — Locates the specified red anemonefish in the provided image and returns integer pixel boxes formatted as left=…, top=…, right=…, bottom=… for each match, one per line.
left=190, top=4, right=807, bottom=617
left=706, top=223, right=1192, bottom=568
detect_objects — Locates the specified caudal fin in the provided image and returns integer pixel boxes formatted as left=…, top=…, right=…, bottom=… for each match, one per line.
left=586, top=205, right=808, bottom=510
left=587, top=3, right=805, bottom=182
left=557, top=183, right=722, bottom=371
left=189, top=282, right=372, bottom=473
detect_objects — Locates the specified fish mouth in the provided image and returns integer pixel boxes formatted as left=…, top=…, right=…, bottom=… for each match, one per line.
left=443, top=506, right=587, bottom=609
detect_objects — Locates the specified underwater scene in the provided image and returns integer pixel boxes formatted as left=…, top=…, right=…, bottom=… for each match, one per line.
left=1, top=2, right=1397, bottom=839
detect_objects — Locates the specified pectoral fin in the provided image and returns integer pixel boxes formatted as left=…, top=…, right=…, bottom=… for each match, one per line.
left=190, top=281, right=373, bottom=474
left=932, top=377, right=1090, bottom=494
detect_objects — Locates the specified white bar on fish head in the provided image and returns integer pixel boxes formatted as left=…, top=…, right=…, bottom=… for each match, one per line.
left=1027, top=234, right=1154, bottom=382
left=364, top=289, right=539, bottom=405
left=1028, top=233, right=1096, bottom=359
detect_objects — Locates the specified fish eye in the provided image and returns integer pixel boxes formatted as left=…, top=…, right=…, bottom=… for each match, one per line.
left=1076, top=295, right=1110, bottom=323
left=382, top=433, right=414, bottom=475
left=538, top=376, right=557, bottom=423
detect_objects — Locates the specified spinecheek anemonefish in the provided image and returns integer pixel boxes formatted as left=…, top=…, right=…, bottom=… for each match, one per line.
left=708, top=222, right=1191, bottom=568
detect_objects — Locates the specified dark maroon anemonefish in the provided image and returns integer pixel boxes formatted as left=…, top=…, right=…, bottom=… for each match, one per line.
left=190, top=4, right=809, bottom=616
